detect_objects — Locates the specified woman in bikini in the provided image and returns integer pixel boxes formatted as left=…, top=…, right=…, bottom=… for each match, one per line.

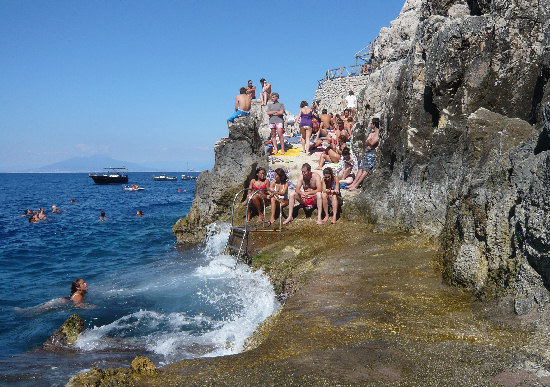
left=321, top=167, right=342, bottom=224
left=247, top=167, right=270, bottom=223
left=295, top=101, right=314, bottom=154
left=268, top=168, right=289, bottom=225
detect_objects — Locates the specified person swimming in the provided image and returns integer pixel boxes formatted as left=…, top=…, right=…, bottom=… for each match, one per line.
left=66, top=278, right=88, bottom=305
left=14, top=278, right=90, bottom=315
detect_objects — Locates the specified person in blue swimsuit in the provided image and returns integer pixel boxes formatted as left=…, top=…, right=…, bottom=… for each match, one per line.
left=227, top=87, right=251, bottom=125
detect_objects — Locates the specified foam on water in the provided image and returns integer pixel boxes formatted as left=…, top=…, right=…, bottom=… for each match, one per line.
left=75, top=222, right=279, bottom=363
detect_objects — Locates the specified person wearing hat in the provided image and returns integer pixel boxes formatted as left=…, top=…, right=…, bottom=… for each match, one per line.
left=315, top=139, right=341, bottom=170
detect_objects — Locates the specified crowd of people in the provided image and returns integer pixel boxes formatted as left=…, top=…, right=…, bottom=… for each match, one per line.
left=228, top=79, right=380, bottom=225
left=25, top=204, right=63, bottom=223
left=24, top=200, right=145, bottom=223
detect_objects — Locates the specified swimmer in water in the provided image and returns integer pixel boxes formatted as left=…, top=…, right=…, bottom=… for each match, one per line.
left=67, top=278, right=88, bottom=305
left=14, top=278, right=90, bottom=314
left=137, top=210, right=143, bottom=217
left=99, top=211, right=106, bottom=221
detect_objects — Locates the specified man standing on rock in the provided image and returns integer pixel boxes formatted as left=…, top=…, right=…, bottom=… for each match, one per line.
left=246, top=80, right=256, bottom=99
left=283, top=163, right=322, bottom=225
left=267, top=92, right=285, bottom=155
left=348, top=118, right=379, bottom=190
left=227, top=87, right=251, bottom=126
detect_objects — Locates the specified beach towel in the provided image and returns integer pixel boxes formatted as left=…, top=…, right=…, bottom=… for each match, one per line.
left=274, top=148, right=301, bottom=157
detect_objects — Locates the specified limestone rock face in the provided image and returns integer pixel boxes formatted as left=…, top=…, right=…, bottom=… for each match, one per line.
left=173, top=101, right=267, bottom=245
left=344, top=0, right=550, bottom=313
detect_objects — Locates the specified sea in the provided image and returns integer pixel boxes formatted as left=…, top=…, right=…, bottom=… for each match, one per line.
left=0, top=172, right=279, bottom=386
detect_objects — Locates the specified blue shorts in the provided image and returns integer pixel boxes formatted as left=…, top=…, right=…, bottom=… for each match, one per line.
left=227, top=110, right=250, bottom=123
left=359, top=149, right=376, bottom=171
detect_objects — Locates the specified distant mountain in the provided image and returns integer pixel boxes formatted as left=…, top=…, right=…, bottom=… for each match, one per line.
left=32, top=156, right=153, bottom=172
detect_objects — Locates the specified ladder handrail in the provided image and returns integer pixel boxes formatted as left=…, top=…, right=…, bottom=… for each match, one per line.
left=226, top=187, right=284, bottom=259
left=230, top=187, right=283, bottom=232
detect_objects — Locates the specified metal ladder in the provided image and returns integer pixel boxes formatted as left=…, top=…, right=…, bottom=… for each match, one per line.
left=224, top=188, right=283, bottom=261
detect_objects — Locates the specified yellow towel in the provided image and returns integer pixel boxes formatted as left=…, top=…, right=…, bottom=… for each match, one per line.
left=274, top=148, right=302, bottom=157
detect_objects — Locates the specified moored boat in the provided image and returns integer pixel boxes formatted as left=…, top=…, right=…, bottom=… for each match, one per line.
left=152, top=174, right=177, bottom=181
left=89, top=167, right=128, bottom=185
left=181, top=174, right=198, bottom=180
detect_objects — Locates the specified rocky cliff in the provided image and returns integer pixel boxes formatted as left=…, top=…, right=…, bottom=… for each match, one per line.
left=174, top=0, right=550, bottom=314
left=343, top=0, right=550, bottom=314
left=173, top=101, right=267, bottom=245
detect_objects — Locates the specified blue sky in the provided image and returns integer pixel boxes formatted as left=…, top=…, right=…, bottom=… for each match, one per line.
left=0, top=0, right=406, bottom=172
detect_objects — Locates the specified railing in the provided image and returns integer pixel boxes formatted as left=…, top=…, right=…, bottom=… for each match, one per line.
left=229, top=188, right=283, bottom=232
left=225, top=187, right=284, bottom=260
left=317, top=64, right=371, bottom=89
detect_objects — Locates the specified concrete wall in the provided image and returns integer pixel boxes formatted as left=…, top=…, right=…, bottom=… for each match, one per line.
left=313, top=75, right=371, bottom=114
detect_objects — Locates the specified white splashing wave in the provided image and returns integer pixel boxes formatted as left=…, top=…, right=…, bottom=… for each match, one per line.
left=76, top=222, right=279, bottom=363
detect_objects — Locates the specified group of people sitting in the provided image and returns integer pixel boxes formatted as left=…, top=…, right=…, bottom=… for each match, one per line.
left=247, top=163, right=343, bottom=225
left=25, top=205, right=62, bottom=223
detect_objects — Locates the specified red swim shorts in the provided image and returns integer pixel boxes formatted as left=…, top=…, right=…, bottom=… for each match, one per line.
left=303, top=195, right=316, bottom=208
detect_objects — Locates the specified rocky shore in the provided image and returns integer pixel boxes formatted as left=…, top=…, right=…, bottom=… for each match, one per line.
left=68, top=0, right=550, bottom=384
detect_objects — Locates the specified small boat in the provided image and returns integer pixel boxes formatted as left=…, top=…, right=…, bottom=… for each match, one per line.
left=122, top=185, right=144, bottom=191
left=152, top=174, right=177, bottom=181
left=181, top=174, right=198, bottom=180
left=89, top=167, right=128, bottom=185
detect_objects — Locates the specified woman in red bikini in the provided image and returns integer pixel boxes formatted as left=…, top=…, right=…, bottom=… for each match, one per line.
left=247, top=167, right=270, bottom=223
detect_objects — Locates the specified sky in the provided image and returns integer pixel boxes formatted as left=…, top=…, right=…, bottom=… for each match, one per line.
left=0, top=0, right=406, bottom=172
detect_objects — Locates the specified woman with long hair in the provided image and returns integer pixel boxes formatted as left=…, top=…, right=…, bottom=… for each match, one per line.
left=321, top=167, right=342, bottom=224
left=247, top=167, right=269, bottom=223
left=295, top=101, right=314, bottom=154
left=268, top=168, right=289, bottom=225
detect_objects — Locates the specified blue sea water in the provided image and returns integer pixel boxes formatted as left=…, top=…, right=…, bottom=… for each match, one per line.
left=0, top=173, right=279, bottom=386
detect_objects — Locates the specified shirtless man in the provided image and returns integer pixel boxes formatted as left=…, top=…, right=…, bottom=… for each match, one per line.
left=246, top=80, right=256, bottom=99
left=283, top=163, right=323, bottom=225
left=340, top=109, right=353, bottom=140
left=52, top=205, right=62, bottom=213
left=260, top=78, right=271, bottom=106
left=312, top=109, right=333, bottom=148
left=348, top=118, right=380, bottom=190
left=227, top=87, right=252, bottom=126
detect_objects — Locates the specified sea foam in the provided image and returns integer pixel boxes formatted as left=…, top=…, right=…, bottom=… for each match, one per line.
left=76, top=222, right=279, bottom=363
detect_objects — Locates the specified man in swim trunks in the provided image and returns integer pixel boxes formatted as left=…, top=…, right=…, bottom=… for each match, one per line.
left=348, top=118, right=380, bottom=190
left=267, top=92, right=285, bottom=155
left=227, top=87, right=252, bottom=126
left=246, top=80, right=256, bottom=99
left=260, top=78, right=271, bottom=106
left=283, top=163, right=322, bottom=225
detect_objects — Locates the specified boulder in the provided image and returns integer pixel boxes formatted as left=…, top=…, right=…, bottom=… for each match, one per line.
left=43, top=314, right=84, bottom=350
left=66, top=356, right=157, bottom=386
left=173, top=101, right=267, bottom=245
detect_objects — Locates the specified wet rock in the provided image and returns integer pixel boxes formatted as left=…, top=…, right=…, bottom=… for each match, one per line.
left=172, top=100, right=267, bottom=245
left=43, top=314, right=84, bottom=350
left=66, top=356, right=157, bottom=386
left=131, top=356, right=156, bottom=375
